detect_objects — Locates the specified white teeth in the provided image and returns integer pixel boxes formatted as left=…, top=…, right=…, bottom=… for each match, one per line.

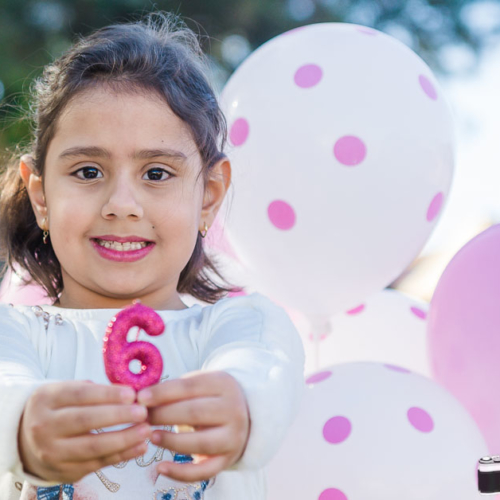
left=96, top=239, right=148, bottom=251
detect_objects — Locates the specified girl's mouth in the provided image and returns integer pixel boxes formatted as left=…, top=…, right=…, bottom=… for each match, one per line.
left=93, top=238, right=150, bottom=251
left=91, top=238, right=155, bottom=262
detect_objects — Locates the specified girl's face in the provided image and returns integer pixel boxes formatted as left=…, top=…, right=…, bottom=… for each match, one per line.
left=23, top=87, right=230, bottom=309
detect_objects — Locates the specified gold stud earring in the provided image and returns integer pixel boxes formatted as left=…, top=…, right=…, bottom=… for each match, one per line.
left=200, top=221, right=208, bottom=238
left=42, top=217, right=49, bottom=245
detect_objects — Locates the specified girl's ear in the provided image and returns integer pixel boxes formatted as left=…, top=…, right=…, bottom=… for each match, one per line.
left=19, top=155, right=48, bottom=227
left=199, top=157, right=231, bottom=231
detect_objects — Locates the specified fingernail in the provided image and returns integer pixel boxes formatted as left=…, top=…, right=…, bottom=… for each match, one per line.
left=138, top=389, right=152, bottom=404
left=151, top=432, right=161, bottom=444
left=158, top=464, right=168, bottom=475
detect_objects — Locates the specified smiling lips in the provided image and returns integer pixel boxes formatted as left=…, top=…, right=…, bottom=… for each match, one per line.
left=95, top=239, right=148, bottom=251
left=91, top=236, right=155, bottom=262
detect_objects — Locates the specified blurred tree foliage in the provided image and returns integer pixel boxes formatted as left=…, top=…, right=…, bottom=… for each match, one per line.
left=0, top=0, right=499, bottom=149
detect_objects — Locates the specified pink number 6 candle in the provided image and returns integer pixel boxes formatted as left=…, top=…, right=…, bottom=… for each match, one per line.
left=103, top=302, right=165, bottom=391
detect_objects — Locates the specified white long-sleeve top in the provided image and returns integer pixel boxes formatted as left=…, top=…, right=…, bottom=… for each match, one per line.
left=0, top=293, right=305, bottom=500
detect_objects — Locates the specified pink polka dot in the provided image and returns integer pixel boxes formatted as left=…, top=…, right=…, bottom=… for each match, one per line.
left=407, top=407, right=434, bottom=432
left=385, top=363, right=411, bottom=374
left=229, top=118, right=249, bottom=146
left=306, top=371, right=332, bottom=384
left=294, top=64, right=323, bottom=88
left=356, top=26, right=377, bottom=36
left=268, top=200, right=296, bottom=230
left=346, top=304, right=365, bottom=315
left=426, top=192, right=444, bottom=222
left=319, top=488, right=348, bottom=500
left=410, top=306, right=427, bottom=320
left=323, top=416, right=352, bottom=444
left=334, top=136, right=367, bottom=166
left=419, top=75, right=438, bottom=100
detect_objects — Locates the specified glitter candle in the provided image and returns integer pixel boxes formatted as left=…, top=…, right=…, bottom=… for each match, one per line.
left=103, top=302, right=165, bottom=391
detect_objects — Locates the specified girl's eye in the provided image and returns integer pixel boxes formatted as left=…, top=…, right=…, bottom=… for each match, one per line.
left=74, top=166, right=102, bottom=180
left=143, top=168, right=171, bottom=181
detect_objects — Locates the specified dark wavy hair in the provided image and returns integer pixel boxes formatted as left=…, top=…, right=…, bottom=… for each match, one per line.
left=0, top=12, right=238, bottom=304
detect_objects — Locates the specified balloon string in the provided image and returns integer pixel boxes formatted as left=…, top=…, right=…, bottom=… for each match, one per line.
left=310, top=319, right=331, bottom=371
left=313, top=325, right=321, bottom=371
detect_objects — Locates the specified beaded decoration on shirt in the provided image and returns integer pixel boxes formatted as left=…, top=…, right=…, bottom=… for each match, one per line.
left=30, top=305, right=64, bottom=330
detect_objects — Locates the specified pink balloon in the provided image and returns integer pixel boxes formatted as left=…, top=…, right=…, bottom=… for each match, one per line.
left=428, top=224, right=500, bottom=453
left=204, top=216, right=240, bottom=260
left=0, top=268, right=51, bottom=305
left=103, top=302, right=165, bottom=391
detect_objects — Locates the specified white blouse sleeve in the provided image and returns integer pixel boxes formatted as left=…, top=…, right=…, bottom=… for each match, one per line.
left=198, top=293, right=305, bottom=470
left=0, top=304, right=56, bottom=485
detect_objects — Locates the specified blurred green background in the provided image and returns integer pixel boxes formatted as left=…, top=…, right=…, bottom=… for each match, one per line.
left=0, top=0, right=500, bottom=149
left=1, top=0, right=499, bottom=151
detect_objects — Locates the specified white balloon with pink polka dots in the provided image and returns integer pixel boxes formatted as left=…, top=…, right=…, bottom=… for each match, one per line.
left=297, top=288, right=432, bottom=377
left=266, top=362, right=487, bottom=499
left=221, top=23, right=455, bottom=321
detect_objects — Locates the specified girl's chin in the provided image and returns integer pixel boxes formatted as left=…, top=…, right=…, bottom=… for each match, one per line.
left=97, top=286, right=151, bottom=300
left=60, top=268, right=177, bottom=306
left=88, top=281, right=155, bottom=303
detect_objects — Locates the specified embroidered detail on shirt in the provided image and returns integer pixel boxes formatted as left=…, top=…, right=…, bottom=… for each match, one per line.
left=93, top=425, right=170, bottom=491
left=154, top=455, right=215, bottom=499
left=91, top=428, right=215, bottom=497
left=154, top=478, right=215, bottom=500
left=93, top=425, right=172, bottom=470
left=31, top=305, right=64, bottom=330
left=95, top=469, right=121, bottom=493
left=135, top=441, right=167, bottom=467
left=173, top=453, right=194, bottom=464
left=36, top=484, right=74, bottom=499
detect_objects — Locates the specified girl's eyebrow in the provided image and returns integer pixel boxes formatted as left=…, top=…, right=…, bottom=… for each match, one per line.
left=58, top=146, right=187, bottom=161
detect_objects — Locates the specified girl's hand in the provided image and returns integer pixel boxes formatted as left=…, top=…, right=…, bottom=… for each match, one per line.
left=18, top=380, right=152, bottom=483
left=137, top=371, right=250, bottom=482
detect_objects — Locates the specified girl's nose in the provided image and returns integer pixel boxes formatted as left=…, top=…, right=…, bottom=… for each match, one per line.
left=101, top=177, right=144, bottom=220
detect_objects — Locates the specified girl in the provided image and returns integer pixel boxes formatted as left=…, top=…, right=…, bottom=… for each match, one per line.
left=0, top=13, right=305, bottom=500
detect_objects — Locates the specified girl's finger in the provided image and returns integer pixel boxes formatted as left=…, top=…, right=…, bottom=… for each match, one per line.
left=138, top=371, right=233, bottom=406
left=157, top=454, right=227, bottom=483
left=61, top=441, right=149, bottom=482
left=148, top=397, right=225, bottom=427
left=47, top=381, right=136, bottom=408
left=150, top=427, right=231, bottom=456
left=55, top=423, right=151, bottom=462
left=53, top=404, right=147, bottom=435
left=92, top=440, right=149, bottom=470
